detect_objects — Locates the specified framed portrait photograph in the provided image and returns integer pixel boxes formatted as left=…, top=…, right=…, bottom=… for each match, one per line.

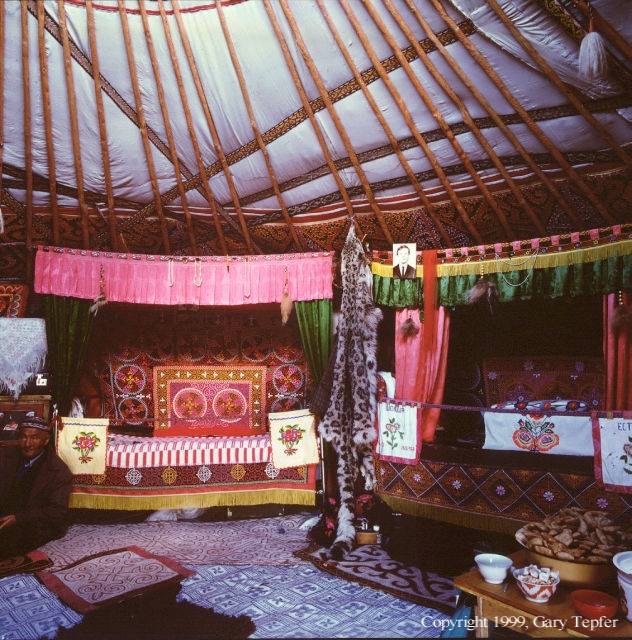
left=0, top=395, right=51, bottom=442
left=392, top=243, right=417, bottom=279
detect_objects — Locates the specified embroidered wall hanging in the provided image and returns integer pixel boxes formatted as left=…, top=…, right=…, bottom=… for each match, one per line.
left=268, top=409, right=319, bottom=469
left=153, top=365, right=267, bottom=437
left=0, top=284, right=28, bottom=318
left=376, top=401, right=420, bottom=465
left=56, top=417, right=109, bottom=475
left=593, top=415, right=632, bottom=493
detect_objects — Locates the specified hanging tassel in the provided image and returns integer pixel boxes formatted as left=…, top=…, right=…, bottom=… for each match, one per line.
left=578, top=15, right=609, bottom=82
left=280, top=266, right=293, bottom=325
left=466, top=278, right=498, bottom=314
left=398, top=316, right=419, bottom=341
left=0, top=205, right=4, bottom=234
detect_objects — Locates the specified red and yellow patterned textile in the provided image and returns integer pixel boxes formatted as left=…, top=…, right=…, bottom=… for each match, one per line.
left=94, top=305, right=308, bottom=430
left=376, top=443, right=632, bottom=535
left=69, top=459, right=316, bottom=510
left=0, top=284, right=28, bottom=317
left=153, top=365, right=267, bottom=437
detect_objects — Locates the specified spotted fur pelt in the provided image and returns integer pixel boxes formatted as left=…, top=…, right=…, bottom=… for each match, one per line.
left=318, top=225, right=383, bottom=560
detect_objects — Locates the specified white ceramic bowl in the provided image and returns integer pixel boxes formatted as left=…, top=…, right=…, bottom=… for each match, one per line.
left=512, top=566, right=560, bottom=603
left=474, top=553, right=513, bottom=584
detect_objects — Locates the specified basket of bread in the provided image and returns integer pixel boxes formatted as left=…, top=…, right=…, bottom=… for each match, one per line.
left=514, top=507, right=632, bottom=588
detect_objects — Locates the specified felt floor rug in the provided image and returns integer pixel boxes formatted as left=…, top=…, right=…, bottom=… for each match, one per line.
left=40, top=512, right=315, bottom=568
left=36, top=546, right=195, bottom=614
left=295, top=542, right=456, bottom=615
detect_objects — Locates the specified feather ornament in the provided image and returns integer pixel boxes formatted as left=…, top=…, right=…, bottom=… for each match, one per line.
left=398, top=317, right=419, bottom=341
left=610, top=304, right=632, bottom=335
left=281, top=290, right=293, bottom=325
left=579, top=18, right=609, bottom=82
left=466, top=278, right=498, bottom=313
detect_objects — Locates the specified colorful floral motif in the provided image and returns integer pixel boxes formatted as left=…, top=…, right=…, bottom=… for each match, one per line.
left=71, top=431, right=102, bottom=464
left=278, top=424, right=305, bottom=455
left=382, top=416, right=404, bottom=450
left=512, top=414, right=560, bottom=452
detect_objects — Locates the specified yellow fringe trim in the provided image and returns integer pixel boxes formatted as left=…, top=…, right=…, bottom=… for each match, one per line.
left=371, top=238, right=632, bottom=279
left=69, top=489, right=316, bottom=511
left=378, top=495, right=523, bottom=536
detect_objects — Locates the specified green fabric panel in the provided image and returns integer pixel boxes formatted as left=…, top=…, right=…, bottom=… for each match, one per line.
left=372, top=274, right=423, bottom=307
left=376, top=254, right=631, bottom=307
left=44, top=295, right=95, bottom=416
left=294, top=299, right=333, bottom=386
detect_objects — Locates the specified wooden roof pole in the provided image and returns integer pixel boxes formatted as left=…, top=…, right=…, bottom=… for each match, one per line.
left=57, top=0, right=92, bottom=249
left=486, top=0, right=632, bottom=172
left=138, top=0, right=198, bottom=256
left=403, top=0, right=585, bottom=229
left=171, top=0, right=256, bottom=256
left=316, top=0, right=453, bottom=247
left=279, top=0, right=393, bottom=245
left=385, top=0, right=552, bottom=236
left=363, top=0, right=521, bottom=240
left=36, top=1, right=59, bottom=245
left=427, top=0, right=619, bottom=226
left=21, top=1, right=34, bottom=277
left=215, top=1, right=303, bottom=253
left=261, top=0, right=364, bottom=240
left=85, top=0, right=120, bottom=252
left=155, top=0, right=229, bottom=257
left=117, top=0, right=171, bottom=254
left=341, top=0, right=483, bottom=244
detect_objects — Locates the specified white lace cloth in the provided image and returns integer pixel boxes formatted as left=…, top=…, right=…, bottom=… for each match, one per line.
left=0, top=318, right=47, bottom=399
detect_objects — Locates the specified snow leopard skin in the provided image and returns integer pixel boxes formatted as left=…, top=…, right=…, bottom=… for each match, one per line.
left=318, top=225, right=382, bottom=560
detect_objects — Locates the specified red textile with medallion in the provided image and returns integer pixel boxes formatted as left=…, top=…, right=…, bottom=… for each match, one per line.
left=153, top=365, right=267, bottom=437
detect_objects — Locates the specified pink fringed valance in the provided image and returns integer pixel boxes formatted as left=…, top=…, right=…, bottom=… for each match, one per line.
left=34, top=247, right=333, bottom=306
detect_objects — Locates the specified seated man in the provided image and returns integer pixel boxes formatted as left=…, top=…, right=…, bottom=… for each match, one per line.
left=0, top=417, right=73, bottom=559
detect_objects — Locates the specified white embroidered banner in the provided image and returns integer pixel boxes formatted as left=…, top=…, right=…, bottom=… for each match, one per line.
left=376, top=401, right=420, bottom=464
left=593, top=416, right=632, bottom=493
left=483, top=412, right=594, bottom=456
left=57, top=417, right=109, bottom=475
left=268, top=409, right=320, bottom=470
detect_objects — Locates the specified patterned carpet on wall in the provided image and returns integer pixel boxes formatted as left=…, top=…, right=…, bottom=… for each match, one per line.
left=0, top=511, right=454, bottom=639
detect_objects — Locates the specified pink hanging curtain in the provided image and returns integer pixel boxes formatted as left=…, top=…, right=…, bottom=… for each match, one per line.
left=33, top=246, right=333, bottom=305
left=603, top=291, right=631, bottom=410
left=394, top=250, right=450, bottom=443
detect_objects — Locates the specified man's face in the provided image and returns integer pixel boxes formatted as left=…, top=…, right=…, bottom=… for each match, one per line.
left=397, top=247, right=410, bottom=267
left=18, top=427, right=50, bottom=460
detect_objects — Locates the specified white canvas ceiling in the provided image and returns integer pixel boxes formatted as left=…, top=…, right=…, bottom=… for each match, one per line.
left=0, top=0, right=631, bottom=276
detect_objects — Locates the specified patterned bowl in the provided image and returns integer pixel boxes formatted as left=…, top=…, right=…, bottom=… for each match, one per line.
left=513, top=566, right=560, bottom=603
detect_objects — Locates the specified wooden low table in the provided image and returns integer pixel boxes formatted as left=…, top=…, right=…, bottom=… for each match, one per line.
left=454, top=550, right=632, bottom=638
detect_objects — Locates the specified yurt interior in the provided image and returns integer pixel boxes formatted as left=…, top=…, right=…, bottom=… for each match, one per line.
left=0, top=0, right=631, bottom=638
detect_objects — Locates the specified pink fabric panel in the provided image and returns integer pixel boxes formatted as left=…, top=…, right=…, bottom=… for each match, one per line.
left=394, top=306, right=450, bottom=443
left=34, top=247, right=333, bottom=304
left=604, top=291, right=631, bottom=410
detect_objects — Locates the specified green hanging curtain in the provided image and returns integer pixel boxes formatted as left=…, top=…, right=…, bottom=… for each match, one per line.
left=294, top=298, right=333, bottom=386
left=44, top=295, right=95, bottom=416
left=372, top=273, right=423, bottom=308
left=373, top=240, right=632, bottom=308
